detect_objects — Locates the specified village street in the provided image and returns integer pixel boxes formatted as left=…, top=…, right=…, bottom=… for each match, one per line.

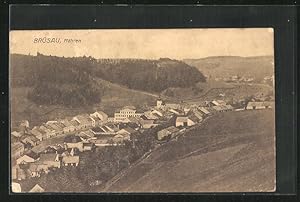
left=30, top=126, right=94, bottom=154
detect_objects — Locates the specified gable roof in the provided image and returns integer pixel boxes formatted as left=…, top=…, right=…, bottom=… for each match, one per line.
left=62, top=156, right=79, bottom=164
left=73, top=114, right=93, bottom=125
left=20, top=134, right=40, bottom=143
left=60, top=119, right=73, bottom=127
left=39, top=153, right=58, bottom=162
left=198, top=107, right=210, bottom=115
left=165, top=126, right=180, bottom=133
left=188, top=114, right=200, bottom=122
left=29, top=184, right=45, bottom=192
left=122, top=106, right=136, bottom=110
left=12, top=142, right=24, bottom=151
left=91, top=126, right=106, bottom=133
left=121, top=127, right=137, bottom=134
left=30, top=129, right=43, bottom=137
left=64, top=135, right=82, bottom=143
left=247, top=101, right=274, bottom=108
left=24, top=150, right=39, bottom=160
left=176, top=116, right=188, bottom=123
left=11, top=131, right=22, bottom=138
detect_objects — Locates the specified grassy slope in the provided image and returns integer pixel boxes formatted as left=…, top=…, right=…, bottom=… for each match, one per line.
left=184, top=56, right=274, bottom=81
left=10, top=79, right=157, bottom=129
left=101, top=110, right=275, bottom=192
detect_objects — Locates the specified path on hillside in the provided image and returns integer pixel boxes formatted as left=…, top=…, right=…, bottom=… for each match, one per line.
left=94, top=78, right=160, bottom=98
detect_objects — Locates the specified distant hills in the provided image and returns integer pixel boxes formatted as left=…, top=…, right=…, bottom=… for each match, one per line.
left=184, top=56, right=274, bottom=82
left=10, top=54, right=205, bottom=107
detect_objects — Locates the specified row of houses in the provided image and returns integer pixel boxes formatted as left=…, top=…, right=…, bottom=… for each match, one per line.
left=156, top=99, right=274, bottom=141
left=11, top=110, right=109, bottom=159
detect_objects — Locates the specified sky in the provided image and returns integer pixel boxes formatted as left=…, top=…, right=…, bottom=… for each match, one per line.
left=10, top=28, right=274, bottom=59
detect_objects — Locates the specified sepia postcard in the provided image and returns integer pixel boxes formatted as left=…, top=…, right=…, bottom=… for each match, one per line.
left=10, top=28, right=275, bottom=193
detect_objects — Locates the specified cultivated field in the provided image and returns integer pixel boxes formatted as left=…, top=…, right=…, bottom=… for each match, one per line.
left=100, top=110, right=275, bottom=192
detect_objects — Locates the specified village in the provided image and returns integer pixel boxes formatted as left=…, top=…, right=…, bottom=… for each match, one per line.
left=11, top=96, right=274, bottom=193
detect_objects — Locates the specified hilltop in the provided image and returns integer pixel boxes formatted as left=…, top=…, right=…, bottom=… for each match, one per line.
left=184, top=56, right=274, bottom=81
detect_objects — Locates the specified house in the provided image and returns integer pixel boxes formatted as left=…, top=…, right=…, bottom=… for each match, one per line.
left=175, top=116, right=196, bottom=127
left=116, top=127, right=137, bottom=141
left=20, top=120, right=29, bottom=128
left=189, top=109, right=204, bottom=121
left=90, top=126, right=109, bottom=136
left=72, top=114, right=95, bottom=129
left=29, top=184, right=45, bottom=193
left=16, top=153, right=37, bottom=165
left=28, top=162, right=50, bottom=177
left=16, top=166, right=27, bottom=180
left=212, top=104, right=232, bottom=112
left=188, top=114, right=202, bottom=124
left=139, top=117, right=158, bottom=129
left=62, top=155, right=80, bottom=167
left=19, top=120, right=30, bottom=133
left=169, top=108, right=185, bottom=116
left=77, top=132, right=92, bottom=142
left=107, top=117, right=115, bottom=122
left=43, top=145, right=64, bottom=155
left=41, top=124, right=57, bottom=137
left=39, top=125, right=56, bottom=138
left=64, top=135, right=83, bottom=152
left=90, top=111, right=108, bottom=125
left=89, top=136, right=113, bottom=147
left=117, top=127, right=137, bottom=136
left=165, top=103, right=181, bottom=110
left=20, top=134, right=40, bottom=148
left=246, top=101, right=274, bottom=110
left=12, top=142, right=25, bottom=159
left=70, top=119, right=81, bottom=130
left=114, top=106, right=143, bottom=122
left=12, top=182, right=22, bottom=193
left=112, top=134, right=128, bottom=144
left=102, top=123, right=120, bottom=134
left=157, top=126, right=180, bottom=140
left=11, top=131, right=22, bottom=138
left=90, top=125, right=118, bottom=136
left=60, top=119, right=76, bottom=133
left=156, top=99, right=165, bottom=109
left=211, top=100, right=227, bottom=106
left=198, top=107, right=211, bottom=117
left=143, top=112, right=159, bottom=120
left=78, top=130, right=95, bottom=140
left=120, top=121, right=140, bottom=130
left=150, top=109, right=164, bottom=117
left=45, top=121, right=64, bottom=136
left=39, top=153, right=60, bottom=169
left=83, top=142, right=94, bottom=151
left=30, top=127, right=44, bottom=141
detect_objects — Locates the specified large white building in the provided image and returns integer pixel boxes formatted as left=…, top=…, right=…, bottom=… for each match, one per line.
left=114, top=106, right=143, bottom=123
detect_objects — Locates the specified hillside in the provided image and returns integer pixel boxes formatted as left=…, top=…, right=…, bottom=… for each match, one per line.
left=184, top=56, right=274, bottom=81
left=10, top=54, right=205, bottom=93
left=10, top=79, right=158, bottom=129
left=99, top=110, right=275, bottom=192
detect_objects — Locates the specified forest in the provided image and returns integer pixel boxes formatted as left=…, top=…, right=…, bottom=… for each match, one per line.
left=11, top=54, right=206, bottom=107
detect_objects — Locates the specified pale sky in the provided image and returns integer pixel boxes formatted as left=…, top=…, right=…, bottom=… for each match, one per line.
left=10, top=28, right=274, bottom=59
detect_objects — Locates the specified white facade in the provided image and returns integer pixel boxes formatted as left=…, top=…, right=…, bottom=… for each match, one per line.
left=114, top=107, right=143, bottom=122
